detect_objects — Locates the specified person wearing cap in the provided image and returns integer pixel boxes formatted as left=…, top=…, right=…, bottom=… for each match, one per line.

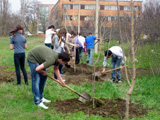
left=27, top=45, right=70, bottom=109
left=9, top=25, right=28, bottom=85
left=102, top=46, right=126, bottom=83
left=44, top=25, right=56, bottom=49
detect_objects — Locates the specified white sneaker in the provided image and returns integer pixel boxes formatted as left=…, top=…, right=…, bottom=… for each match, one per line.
left=118, top=80, right=122, bottom=83
left=42, top=97, right=51, bottom=103
left=38, top=102, right=48, bottom=109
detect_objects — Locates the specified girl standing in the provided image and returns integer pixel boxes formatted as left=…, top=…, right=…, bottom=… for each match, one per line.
left=10, top=25, right=28, bottom=85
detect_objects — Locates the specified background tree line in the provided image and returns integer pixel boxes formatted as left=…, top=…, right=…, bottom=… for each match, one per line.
left=0, top=0, right=160, bottom=43
left=0, top=0, right=39, bottom=36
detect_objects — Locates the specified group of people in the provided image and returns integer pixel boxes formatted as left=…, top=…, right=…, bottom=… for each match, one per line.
left=9, top=24, right=126, bottom=109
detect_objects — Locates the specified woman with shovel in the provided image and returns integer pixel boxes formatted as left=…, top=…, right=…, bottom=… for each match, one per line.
left=102, top=46, right=126, bottom=83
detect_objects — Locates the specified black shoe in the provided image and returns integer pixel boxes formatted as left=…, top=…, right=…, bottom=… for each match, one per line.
left=25, top=83, right=29, bottom=85
left=110, top=78, right=116, bottom=83
left=86, top=60, right=89, bottom=63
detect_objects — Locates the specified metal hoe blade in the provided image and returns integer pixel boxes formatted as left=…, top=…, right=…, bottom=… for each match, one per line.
left=78, top=91, right=92, bottom=103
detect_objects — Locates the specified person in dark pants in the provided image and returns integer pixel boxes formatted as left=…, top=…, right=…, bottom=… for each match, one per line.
left=74, top=33, right=83, bottom=64
left=9, top=25, right=28, bottom=85
left=27, top=45, right=70, bottom=109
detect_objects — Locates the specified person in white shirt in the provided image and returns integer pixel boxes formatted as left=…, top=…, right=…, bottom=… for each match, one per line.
left=78, top=33, right=85, bottom=58
left=102, top=46, right=126, bottom=83
left=44, top=25, right=56, bottom=49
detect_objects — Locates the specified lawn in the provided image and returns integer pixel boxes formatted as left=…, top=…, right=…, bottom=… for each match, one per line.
left=0, top=36, right=159, bottom=120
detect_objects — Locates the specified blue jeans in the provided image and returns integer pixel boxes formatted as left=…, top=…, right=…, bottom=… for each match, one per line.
left=80, top=48, right=83, bottom=58
left=54, top=47, right=64, bottom=79
left=14, top=53, right=28, bottom=84
left=28, top=61, right=47, bottom=104
left=45, top=43, right=53, bottom=49
left=87, top=48, right=94, bottom=65
left=111, top=56, right=122, bottom=80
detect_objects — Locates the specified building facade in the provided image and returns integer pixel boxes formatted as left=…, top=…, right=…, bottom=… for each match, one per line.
left=37, top=4, right=54, bottom=34
left=50, top=0, right=142, bottom=31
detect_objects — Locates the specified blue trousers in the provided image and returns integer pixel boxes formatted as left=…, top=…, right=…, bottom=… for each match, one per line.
left=28, top=61, right=47, bottom=104
left=45, top=43, right=53, bottom=49
left=87, top=48, right=94, bottom=65
left=111, top=56, right=122, bottom=80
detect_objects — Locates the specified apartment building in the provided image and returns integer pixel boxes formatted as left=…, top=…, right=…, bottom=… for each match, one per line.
left=50, top=0, right=142, bottom=29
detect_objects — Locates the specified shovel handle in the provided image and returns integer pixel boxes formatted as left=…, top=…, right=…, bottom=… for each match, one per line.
left=47, top=74, right=77, bottom=93
left=104, top=65, right=128, bottom=73
left=47, top=74, right=89, bottom=100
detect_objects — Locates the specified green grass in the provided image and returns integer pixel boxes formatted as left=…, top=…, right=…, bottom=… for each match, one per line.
left=0, top=36, right=160, bottom=120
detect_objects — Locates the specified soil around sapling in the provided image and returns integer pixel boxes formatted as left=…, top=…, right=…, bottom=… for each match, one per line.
left=61, top=63, right=148, bottom=85
left=49, top=98, right=148, bottom=119
left=0, top=63, right=148, bottom=85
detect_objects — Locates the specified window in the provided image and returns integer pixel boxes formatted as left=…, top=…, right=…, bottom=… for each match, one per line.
left=104, top=5, right=117, bottom=10
left=63, top=4, right=70, bottom=9
left=72, top=15, right=78, bottom=20
left=100, top=5, right=104, bottom=10
left=84, top=16, right=95, bottom=21
left=134, top=6, right=140, bottom=11
left=111, top=16, right=117, bottom=21
left=73, top=4, right=79, bottom=9
left=124, top=6, right=131, bottom=11
left=85, top=4, right=96, bottom=10
left=81, top=5, right=85, bottom=9
left=80, top=16, right=85, bottom=21
left=120, top=6, right=124, bottom=10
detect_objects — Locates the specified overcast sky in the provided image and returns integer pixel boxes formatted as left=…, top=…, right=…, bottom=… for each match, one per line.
left=9, top=0, right=58, bottom=13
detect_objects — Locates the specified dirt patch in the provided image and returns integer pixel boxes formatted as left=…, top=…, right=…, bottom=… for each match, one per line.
left=62, top=63, right=148, bottom=85
left=0, top=65, right=31, bottom=83
left=50, top=98, right=148, bottom=119
left=0, top=64, right=148, bottom=85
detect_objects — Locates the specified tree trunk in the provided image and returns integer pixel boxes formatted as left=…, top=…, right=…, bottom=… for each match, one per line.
left=125, top=0, right=136, bottom=119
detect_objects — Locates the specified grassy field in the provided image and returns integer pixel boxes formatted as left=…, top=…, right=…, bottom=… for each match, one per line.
left=0, top=36, right=160, bottom=120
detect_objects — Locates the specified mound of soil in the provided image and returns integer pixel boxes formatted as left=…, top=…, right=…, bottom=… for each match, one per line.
left=62, top=63, right=148, bottom=85
left=0, top=65, right=31, bottom=83
left=50, top=98, right=148, bottom=119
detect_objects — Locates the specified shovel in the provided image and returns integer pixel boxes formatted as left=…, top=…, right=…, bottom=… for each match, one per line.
left=47, top=74, right=92, bottom=103
left=94, top=65, right=128, bottom=77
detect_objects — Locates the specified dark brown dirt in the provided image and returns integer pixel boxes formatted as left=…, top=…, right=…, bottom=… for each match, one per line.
left=0, top=63, right=148, bottom=85
left=62, top=63, right=148, bottom=85
left=0, top=65, right=31, bottom=83
left=49, top=98, right=148, bottom=119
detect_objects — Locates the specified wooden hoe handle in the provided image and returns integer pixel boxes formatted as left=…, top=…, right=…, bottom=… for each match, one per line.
left=47, top=74, right=77, bottom=93
left=104, top=65, right=128, bottom=73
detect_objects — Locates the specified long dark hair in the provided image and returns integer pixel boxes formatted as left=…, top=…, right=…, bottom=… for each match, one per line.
left=57, top=28, right=67, bottom=38
left=9, top=25, right=23, bottom=36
